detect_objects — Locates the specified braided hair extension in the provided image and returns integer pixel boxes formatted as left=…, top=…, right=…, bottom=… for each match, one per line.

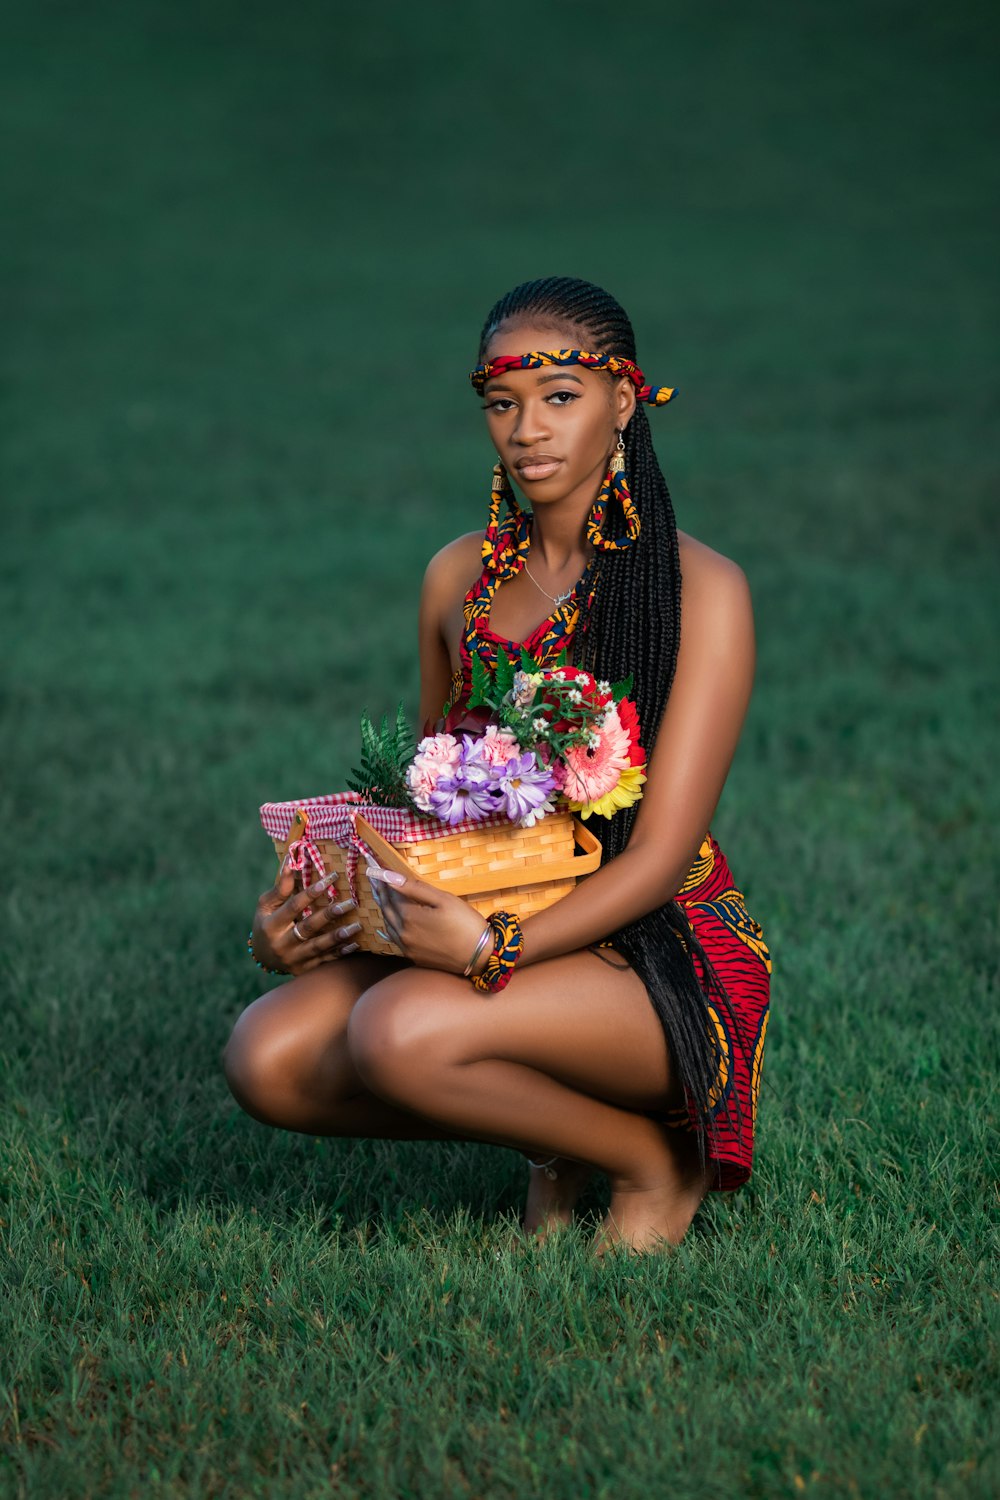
left=476, top=276, right=748, bottom=1162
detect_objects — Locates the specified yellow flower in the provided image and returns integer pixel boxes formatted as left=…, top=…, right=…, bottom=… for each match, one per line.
left=568, top=764, right=647, bottom=820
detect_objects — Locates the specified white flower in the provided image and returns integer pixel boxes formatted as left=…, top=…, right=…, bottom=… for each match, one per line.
left=517, top=790, right=559, bottom=827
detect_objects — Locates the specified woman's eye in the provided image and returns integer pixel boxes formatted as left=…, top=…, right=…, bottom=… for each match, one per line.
left=481, top=392, right=578, bottom=412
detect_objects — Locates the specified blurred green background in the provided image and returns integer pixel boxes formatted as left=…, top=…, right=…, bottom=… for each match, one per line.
left=2, top=2, right=997, bottom=1495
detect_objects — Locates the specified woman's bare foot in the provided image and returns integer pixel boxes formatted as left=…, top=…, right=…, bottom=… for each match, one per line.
left=521, top=1156, right=595, bottom=1240
left=592, top=1151, right=718, bottom=1257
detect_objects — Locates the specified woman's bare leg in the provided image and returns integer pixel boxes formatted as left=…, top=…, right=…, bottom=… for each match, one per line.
left=224, top=955, right=598, bottom=1239
left=222, top=953, right=463, bottom=1140
left=345, top=952, right=718, bottom=1252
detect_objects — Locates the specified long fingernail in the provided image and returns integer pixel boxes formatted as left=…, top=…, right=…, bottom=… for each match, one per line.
left=337, top=922, right=362, bottom=940
left=341, top=941, right=359, bottom=954
left=319, top=872, right=338, bottom=888
left=380, top=870, right=405, bottom=887
left=331, top=899, right=357, bottom=916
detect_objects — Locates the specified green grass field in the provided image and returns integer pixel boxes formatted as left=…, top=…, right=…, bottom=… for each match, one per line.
left=2, top=2, right=997, bottom=1495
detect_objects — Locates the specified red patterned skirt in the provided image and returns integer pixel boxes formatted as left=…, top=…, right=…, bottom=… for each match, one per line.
left=634, top=833, right=772, bottom=1192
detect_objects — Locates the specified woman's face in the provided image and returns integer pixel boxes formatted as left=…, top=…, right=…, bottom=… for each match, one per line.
left=480, top=322, right=637, bottom=509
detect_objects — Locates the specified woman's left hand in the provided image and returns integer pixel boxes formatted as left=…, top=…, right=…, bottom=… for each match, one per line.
left=366, top=862, right=491, bottom=975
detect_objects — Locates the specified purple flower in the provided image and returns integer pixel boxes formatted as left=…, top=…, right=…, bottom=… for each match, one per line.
left=428, top=760, right=503, bottom=824
left=495, top=752, right=558, bottom=826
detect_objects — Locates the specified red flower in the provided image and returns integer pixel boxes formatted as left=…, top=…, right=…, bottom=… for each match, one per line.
left=615, top=694, right=646, bottom=766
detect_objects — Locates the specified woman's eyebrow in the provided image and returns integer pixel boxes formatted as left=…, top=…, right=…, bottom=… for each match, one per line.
left=484, top=372, right=586, bottom=394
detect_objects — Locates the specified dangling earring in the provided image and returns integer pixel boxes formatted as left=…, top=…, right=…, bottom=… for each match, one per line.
left=586, top=428, right=641, bottom=552
left=483, top=455, right=526, bottom=570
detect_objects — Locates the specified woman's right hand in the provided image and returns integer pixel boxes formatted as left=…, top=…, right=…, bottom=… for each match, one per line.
left=250, top=863, right=363, bottom=977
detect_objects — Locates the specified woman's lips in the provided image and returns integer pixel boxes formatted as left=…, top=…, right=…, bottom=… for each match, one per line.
left=515, top=459, right=563, bottom=481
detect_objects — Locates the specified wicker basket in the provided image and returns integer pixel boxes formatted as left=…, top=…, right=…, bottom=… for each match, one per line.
left=263, top=794, right=603, bottom=957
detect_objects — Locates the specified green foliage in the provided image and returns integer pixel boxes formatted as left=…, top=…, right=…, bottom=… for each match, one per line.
left=346, top=703, right=417, bottom=808
left=468, top=647, right=493, bottom=709
left=494, top=644, right=516, bottom=698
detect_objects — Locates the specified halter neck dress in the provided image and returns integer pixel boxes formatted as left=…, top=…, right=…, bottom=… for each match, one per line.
left=447, top=511, right=773, bottom=1192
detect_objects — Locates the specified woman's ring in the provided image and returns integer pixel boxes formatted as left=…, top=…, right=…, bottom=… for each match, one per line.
left=292, top=921, right=307, bottom=941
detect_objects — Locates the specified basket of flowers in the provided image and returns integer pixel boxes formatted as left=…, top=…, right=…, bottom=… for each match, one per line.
left=259, top=647, right=648, bottom=956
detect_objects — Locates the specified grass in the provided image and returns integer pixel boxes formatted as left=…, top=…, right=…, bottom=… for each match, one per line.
left=2, top=1, right=998, bottom=1495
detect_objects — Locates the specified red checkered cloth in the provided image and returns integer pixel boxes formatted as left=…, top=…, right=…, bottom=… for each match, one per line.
left=260, top=791, right=512, bottom=908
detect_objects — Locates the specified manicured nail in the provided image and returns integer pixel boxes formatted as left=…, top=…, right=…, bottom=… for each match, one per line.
left=319, top=872, right=338, bottom=888
left=331, top=899, right=357, bottom=916
left=336, top=922, right=362, bottom=940
left=380, top=870, right=405, bottom=887
left=341, top=941, right=359, bottom=954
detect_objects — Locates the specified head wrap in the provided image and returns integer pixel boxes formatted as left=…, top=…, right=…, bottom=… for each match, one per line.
left=469, top=348, right=677, bottom=407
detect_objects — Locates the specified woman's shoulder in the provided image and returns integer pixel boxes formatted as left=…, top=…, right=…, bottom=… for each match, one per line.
left=420, top=530, right=486, bottom=620
left=677, top=528, right=747, bottom=583
left=677, top=529, right=751, bottom=604
left=422, top=529, right=484, bottom=589
left=425, top=529, right=485, bottom=574
left=676, top=530, right=754, bottom=653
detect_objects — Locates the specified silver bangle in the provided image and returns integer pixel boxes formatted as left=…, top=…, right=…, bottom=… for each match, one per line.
left=462, top=921, right=494, bottom=978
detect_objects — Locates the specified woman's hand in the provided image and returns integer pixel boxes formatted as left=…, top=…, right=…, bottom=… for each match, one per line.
left=367, top=862, right=492, bottom=976
left=251, top=863, right=363, bottom=977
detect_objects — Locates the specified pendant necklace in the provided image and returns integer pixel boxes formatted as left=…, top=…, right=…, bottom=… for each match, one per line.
left=522, top=559, right=578, bottom=606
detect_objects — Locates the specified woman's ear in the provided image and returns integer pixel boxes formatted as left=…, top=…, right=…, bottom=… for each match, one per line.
left=615, top=377, right=637, bottom=429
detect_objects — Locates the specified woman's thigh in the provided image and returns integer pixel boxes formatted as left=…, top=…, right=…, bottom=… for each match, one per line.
left=222, top=952, right=410, bottom=1116
left=347, top=947, right=683, bottom=1115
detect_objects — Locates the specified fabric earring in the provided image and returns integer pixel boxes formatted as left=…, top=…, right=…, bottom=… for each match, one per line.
left=586, top=429, right=641, bottom=552
left=482, top=456, right=525, bottom=571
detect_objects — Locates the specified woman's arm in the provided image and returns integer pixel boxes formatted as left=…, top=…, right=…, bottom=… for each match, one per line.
left=416, top=533, right=483, bottom=731
left=517, top=542, right=757, bottom=967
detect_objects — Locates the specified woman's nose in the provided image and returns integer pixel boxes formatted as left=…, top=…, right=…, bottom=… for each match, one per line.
left=512, top=405, right=551, bottom=445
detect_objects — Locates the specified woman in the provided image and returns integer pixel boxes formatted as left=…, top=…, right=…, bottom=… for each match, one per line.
left=224, top=276, right=772, bottom=1255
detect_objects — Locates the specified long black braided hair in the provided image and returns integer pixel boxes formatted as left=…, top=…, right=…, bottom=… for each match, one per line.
left=476, top=275, right=748, bottom=1164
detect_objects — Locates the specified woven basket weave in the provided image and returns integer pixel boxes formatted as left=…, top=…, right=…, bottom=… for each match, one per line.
left=265, top=797, right=603, bottom=957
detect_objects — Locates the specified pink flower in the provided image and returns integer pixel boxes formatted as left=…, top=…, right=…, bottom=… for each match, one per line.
left=474, top=724, right=522, bottom=770
left=406, top=732, right=462, bottom=813
left=559, top=702, right=632, bottom=804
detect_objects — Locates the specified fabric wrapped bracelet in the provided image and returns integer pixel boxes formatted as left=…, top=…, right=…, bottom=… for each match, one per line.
left=471, top=909, right=524, bottom=994
left=247, top=930, right=283, bottom=975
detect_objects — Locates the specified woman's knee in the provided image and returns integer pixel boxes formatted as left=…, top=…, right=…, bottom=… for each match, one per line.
left=346, top=972, right=453, bottom=1103
left=221, top=994, right=292, bottom=1122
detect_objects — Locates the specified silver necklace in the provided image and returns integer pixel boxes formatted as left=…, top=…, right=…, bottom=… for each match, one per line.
left=522, top=557, right=582, bottom=607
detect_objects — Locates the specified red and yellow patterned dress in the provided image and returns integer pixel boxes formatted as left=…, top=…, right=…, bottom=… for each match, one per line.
left=445, top=513, right=773, bottom=1192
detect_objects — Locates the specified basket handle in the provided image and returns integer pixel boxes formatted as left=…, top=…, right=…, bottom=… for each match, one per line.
left=353, top=817, right=420, bottom=881
left=353, top=814, right=602, bottom=898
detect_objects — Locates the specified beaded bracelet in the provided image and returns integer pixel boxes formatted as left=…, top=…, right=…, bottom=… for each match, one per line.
left=471, top=909, right=524, bottom=995
left=247, top=930, right=284, bottom=976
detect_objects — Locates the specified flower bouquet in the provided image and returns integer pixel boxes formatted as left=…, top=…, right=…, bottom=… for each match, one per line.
left=404, top=645, right=647, bottom=826
left=260, top=647, right=647, bottom=955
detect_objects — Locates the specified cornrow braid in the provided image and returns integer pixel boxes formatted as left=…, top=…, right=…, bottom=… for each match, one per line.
left=476, top=275, right=749, bottom=1164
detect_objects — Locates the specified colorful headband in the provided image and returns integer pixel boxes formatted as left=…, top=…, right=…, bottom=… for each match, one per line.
left=469, top=348, right=677, bottom=407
